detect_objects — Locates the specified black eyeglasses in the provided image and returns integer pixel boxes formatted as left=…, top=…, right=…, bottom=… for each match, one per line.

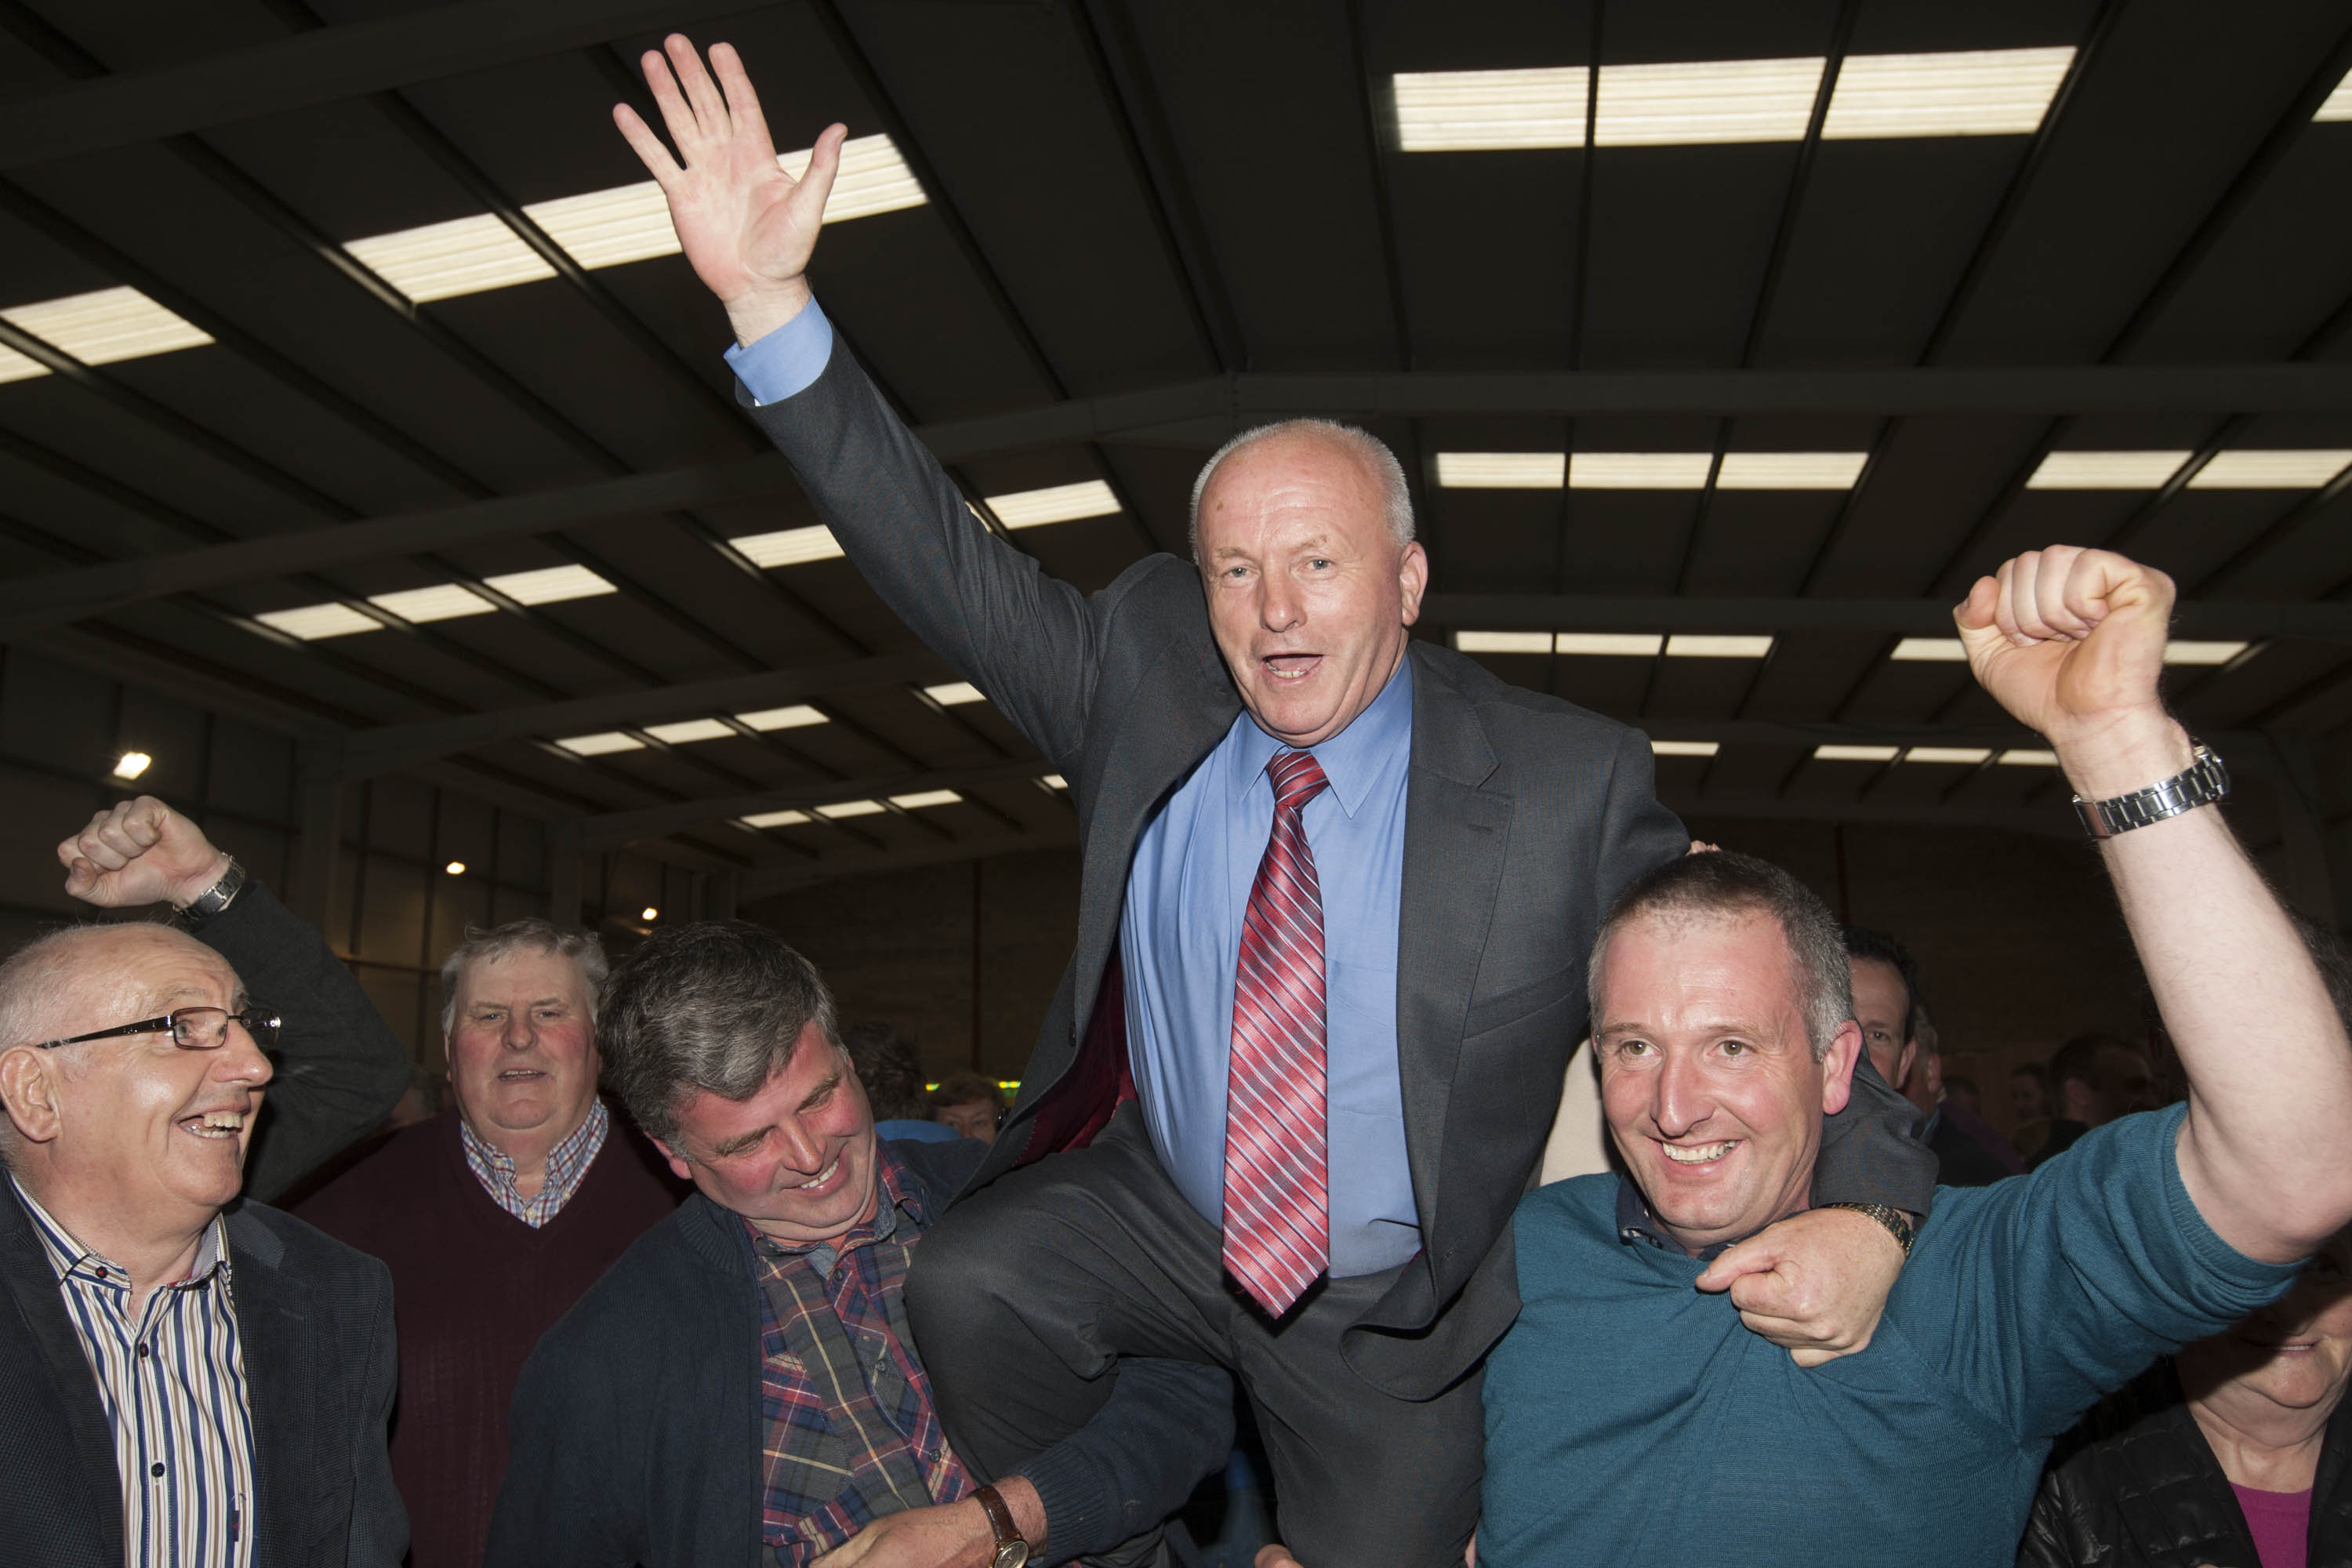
left=36, top=1006, right=281, bottom=1052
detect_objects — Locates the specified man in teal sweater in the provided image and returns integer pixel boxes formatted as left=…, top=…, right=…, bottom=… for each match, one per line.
left=1480, top=543, right=2352, bottom=1568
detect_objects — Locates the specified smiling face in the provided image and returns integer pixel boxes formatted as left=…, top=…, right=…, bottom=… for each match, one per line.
left=1847, top=956, right=1919, bottom=1094
left=2182, top=1234, right=2352, bottom=1422
left=1595, top=909, right=1861, bottom=1255
left=445, top=947, right=601, bottom=1149
left=653, top=1020, right=878, bottom=1245
left=1195, top=430, right=1429, bottom=749
left=3, top=927, right=274, bottom=1232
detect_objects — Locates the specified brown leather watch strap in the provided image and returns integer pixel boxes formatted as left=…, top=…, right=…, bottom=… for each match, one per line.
left=974, top=1483, right=1022, bottom=1552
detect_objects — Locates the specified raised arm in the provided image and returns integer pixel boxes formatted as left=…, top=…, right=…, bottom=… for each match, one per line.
left=1957, top=546, right=2352, bottom=1264
left=58, top=797, right=408, bottom=1201
left=615, top=36, right=1112, bottom=762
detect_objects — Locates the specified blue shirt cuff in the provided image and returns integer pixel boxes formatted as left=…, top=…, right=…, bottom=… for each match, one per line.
left=723, top=298, right=834, bottom=407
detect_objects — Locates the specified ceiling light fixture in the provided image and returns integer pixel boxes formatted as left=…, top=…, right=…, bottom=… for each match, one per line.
left=0, top=286, right=212, bottom=379
left=641, top=906, right=659, bottom=921
left=1820, top=47, right=2074, bottom=140
left=1814, top=743, right=1899, bottom=762
left=1393, top=66, right=1588, bottom=151
left=1890, top=637, right=1969, bottom=662
left=1997, top=749, right=2059, bottom=766
left=554, top=731, right=644, bottom=757
left=2314, top=68, right=2352, bottom=121
left=1715, top=451, right=1869, bottom=489
left=444, top=860, right=466, bottom=875
left=1436, top=452, right=1568, bottom=488
left=2162, top=641, right=2249, bottom=666
left=734, top=704, right=828, bottom=731
left=889, top=790, right=963, bottom=809
left=344, top=213, right=555, bottom=303
left=368, top=583, right=496, bottom=623
left=1665, top=634, right=1773, bottom=658
left=482, top=564, right=615, bottom=604
left=1650, top=739, right=1719, bottom=757
left=1570, top=452, right=1715, bottom=489
left=730, top=524, right=844, bottom=568
left=815, top=799, right=887, bottom=819
left=1595, top=55, right=1824, bottom=146
left=1454, top=631, right=1553, bottom=655
left=741, top=808, right=811, bottom=829
left=642, top=718, right=735, bottom=744
left=1903, top=746, right=1992, bottom=765
left=985, top=480, right=1120, bottom=528
left=2026, top=451, right=2192, bottom=488
left=1555, top=633, right=1664, bottom=655
left=924, top=682, right=987, bottom=706
left=1040, top=774, right=1069, bottom=790
left=111, top=750, right=152, bottom=780
left=2187, top=451, right=2352, bottom=488
left=253, top=603, right=382, bottom=641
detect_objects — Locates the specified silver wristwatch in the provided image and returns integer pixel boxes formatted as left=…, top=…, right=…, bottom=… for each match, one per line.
left=174, top=858, right=248, bottom=927
left=2071, top=746, right=2230, bottom=840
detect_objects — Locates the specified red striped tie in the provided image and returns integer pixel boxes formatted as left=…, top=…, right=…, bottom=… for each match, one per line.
left=1222, top=749, right=1331, bottom=1317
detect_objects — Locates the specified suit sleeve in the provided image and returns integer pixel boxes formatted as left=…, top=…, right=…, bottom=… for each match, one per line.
left=1008, top=1357, right=1236, bottom=1566
left=741, top=336, right=1125, bottom=764
left=196, top=882, right=408, bottom=1203
left=346, top=1261, right=409, bottom=1568
left=1815, top=1040, right=1940, bottom=1218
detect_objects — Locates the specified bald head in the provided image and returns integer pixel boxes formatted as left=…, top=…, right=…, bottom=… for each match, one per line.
left=1189, top=419, right=1415, bottom=563
left=0, top=924, right=214, bottom=1055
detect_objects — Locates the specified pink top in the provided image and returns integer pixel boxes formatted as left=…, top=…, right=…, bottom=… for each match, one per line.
left=2232, top=1483, right=2311, bottom=1568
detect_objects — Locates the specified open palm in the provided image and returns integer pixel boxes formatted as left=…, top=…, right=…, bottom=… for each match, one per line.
left=614, top=36, right=844, bottom=332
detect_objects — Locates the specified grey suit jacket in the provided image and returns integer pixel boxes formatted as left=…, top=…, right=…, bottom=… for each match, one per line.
left=0, top=1185, right=405, bottom=1568
left=747, top=341, right=1937, bottom=1398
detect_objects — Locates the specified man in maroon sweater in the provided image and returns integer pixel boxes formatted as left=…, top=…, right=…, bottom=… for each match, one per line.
left=299, top=920, right=686, bottom=1568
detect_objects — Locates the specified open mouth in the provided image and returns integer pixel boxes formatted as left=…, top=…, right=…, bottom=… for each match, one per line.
left=495, top=1068, right=546, bottom=1083
left=180, top=1109, right=245, bottom=1141
left=1261, top=653, right=1321, bottom=682
left=1657, top=1140, right=1737, bottom=1166
left=795, top=1156, right=843, bottom=1193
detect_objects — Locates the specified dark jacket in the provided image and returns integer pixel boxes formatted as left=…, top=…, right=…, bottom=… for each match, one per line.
left=747, top=339, right=1941, bottom=1399
left=0, top=1182, right=405, bottom=1568
left=195, top=880, right=411, bottom=1203
left=1929, top=1112, right=2016, bottom=1188
left=485, top=1137, right=1233, bottom=1568
left=2020, top=1362, right=2352, bottom=1567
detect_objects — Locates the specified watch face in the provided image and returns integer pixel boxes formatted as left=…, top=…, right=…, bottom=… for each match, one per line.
left=993, top=1541, right=1029, bottom=1568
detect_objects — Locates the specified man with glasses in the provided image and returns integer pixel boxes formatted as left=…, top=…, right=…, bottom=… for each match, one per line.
left=0, top=796, right=407, bottom=1566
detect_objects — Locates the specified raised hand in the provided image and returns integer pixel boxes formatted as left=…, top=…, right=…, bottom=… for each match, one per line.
left=612, top=35, right=845, bottom=347
left=59, top=797, right=230, bottom=910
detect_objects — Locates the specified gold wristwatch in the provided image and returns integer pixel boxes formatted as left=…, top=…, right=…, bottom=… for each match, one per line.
left=974, top=1484, right=1029, bottom=1568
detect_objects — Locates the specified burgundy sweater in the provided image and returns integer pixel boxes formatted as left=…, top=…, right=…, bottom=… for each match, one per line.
left=296, top=1106, right=688, bottom=1567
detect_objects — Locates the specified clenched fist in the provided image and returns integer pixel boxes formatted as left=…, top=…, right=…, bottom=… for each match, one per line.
left=58, top=797, right=231, bottom=911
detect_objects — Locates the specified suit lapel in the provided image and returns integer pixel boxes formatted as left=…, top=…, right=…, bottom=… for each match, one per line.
left=0, top=1184, right=122, bottom=1565
left=1394, top=645, right=1510, bottom=1236
left=227, top=1208, right=314, bottom=1567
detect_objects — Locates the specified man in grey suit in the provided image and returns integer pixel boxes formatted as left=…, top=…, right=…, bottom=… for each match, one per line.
left=618, top=37, right=1936, bottom=1567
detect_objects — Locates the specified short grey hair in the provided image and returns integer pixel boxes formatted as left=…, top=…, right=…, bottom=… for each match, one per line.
left=440, top=919, right=609, bottom=1036
left=1589, top=851, right=1853, bottom=1061
left=1187, top=419, right=1416, bottom=561
left=596, top=920, right=840, bottom=1147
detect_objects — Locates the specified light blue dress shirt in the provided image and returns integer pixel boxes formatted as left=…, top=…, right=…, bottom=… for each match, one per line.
left=1120, top=662, right=1420, bottom=1277
left=730, top=303, right=1424, bottom=1276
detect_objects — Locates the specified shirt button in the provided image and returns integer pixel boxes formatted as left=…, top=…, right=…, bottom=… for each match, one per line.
left=150, top=1463, right=164, bottom=1478
left=136, top=1345, right=149, bottom=1359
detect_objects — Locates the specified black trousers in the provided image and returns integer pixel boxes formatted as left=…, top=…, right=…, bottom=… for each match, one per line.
left=906, top=1104, right=1482, bottom=1566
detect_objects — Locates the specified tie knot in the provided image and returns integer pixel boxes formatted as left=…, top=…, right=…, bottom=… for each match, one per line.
left=1267, top=750, right=1330, bottom=812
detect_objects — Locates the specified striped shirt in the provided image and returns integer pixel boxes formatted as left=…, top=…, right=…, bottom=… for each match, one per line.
left=460, top=1096, right=610, bottom=1227
left=12, top=1178, right=258, bottom=1568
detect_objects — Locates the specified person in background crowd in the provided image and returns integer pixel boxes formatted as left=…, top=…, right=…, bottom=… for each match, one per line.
left=844, top=1020, right=958, bottom=1145
left=1474, top=545, right=2352, bottom=1566
left=929, top=1069, right=1007, bottom=1145
left=299, top=920, right=688, bottom=1568
left=2020, top=916, right=2352, bottom=1568
left=1942, top=1073, right=1984, bottom=1120
left=2031, top=1030, right=2161, bottom=1169
left=1844, top=927, right=2015, bottom=1187
left=1, top=797, right=406, bottom=1566
left=2010, top=1062, right=2055, bottom=1163
left=1911, top=1015, right=2025, bottom=1179
left=488, top=921, right=1233, bottom=1568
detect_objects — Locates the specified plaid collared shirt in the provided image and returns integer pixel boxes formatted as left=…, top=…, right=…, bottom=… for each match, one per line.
left=750, top=1144, right=973, bottom=1565
left=13, top=1178, right=259, bottom=1568
left=460, top=1097, right=609, bottom=1228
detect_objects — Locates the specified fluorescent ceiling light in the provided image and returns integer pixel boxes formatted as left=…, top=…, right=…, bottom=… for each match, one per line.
left=555, top=731, right=644, bottom=757
left=1890, top=637, right=1968, bottom=662
left=1570, top=452, right=1715, bottom=488
left=1715, top=451, right=1867, bottom=489
left=1455, top=630, right=1553, bottom=655
left=254, top=602, right=380, bottom=641
left=1595, top=56, right=1823, bottom=147
left=1393, top=66, right=1588, bottom=151
left=2026, top=450, right=2191, bottom=488
left=0, top=343, right=42, bottom=384
left=2314, top=68, right=2352, bottom=122
left=731, top=524, right=844, bottom=568
left=1040, top=774, right=1069, bottom=790
left=484, top=564, right=615, bottom=605
left=924, top=681, right=986, bottom=706
left=368, top=583, right=495, bottom=623
left=1555, top=632, right=1663, bottom=656
left=815, top=799, right=887, bottom=819
left=1822, top=47, right=2074, bottom=140
left=2188, top=451, right=2352, bottom=488
left=2162, top=641, right=2249, bottom=666
left=112, top=750, right=153, bottom=780
left=0, top=286, right=212, bottom=370
left=986, top=480, right=1120, bottom=528
left=643, top=718, right=735, bottom=744
left=889, top=789, right=963, bottom=809
left=345, top=214, right=556, bottom=303
left=1436, top=452, right=1566, bottom=488
left=1997, top=748, right=2058, bottom=767
left=1665, top=634, right=1773, bottom=658
left=735, top=703, right=828, bottom=731
left=1814, top=743, right=1898, bottom=762
left=1650, top=739, right=1719, bottom=757
left=742, top=808, right=811, bottom=829
left=1904, top=746, right=1991, bottom=765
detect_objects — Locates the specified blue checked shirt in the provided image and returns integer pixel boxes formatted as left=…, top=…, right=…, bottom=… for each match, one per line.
left=13, top=1177, right=258, bottom=1568
left=460, top=1097, right=609, bottom=1227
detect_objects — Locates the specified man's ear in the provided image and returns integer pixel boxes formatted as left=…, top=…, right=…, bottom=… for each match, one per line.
left=1896, top=1039, right=1921, bottom=1095
left=0, top=1047, right=64, bottom=1145
left=1820, top=1021, right=1863, bottom=1116
left=647, top=1135, right=693, bottom=1185
left=1397, top=540, right=1430, bottom=626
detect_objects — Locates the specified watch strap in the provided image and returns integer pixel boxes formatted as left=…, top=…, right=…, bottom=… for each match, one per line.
left=174, top=858, right=247, bottom=929
left=973, top=1483, right=1026, bottom=1566
left=1822, top=1201, right=1915, bottom=1260
left=2071, top=744, right=2230, bottom=840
